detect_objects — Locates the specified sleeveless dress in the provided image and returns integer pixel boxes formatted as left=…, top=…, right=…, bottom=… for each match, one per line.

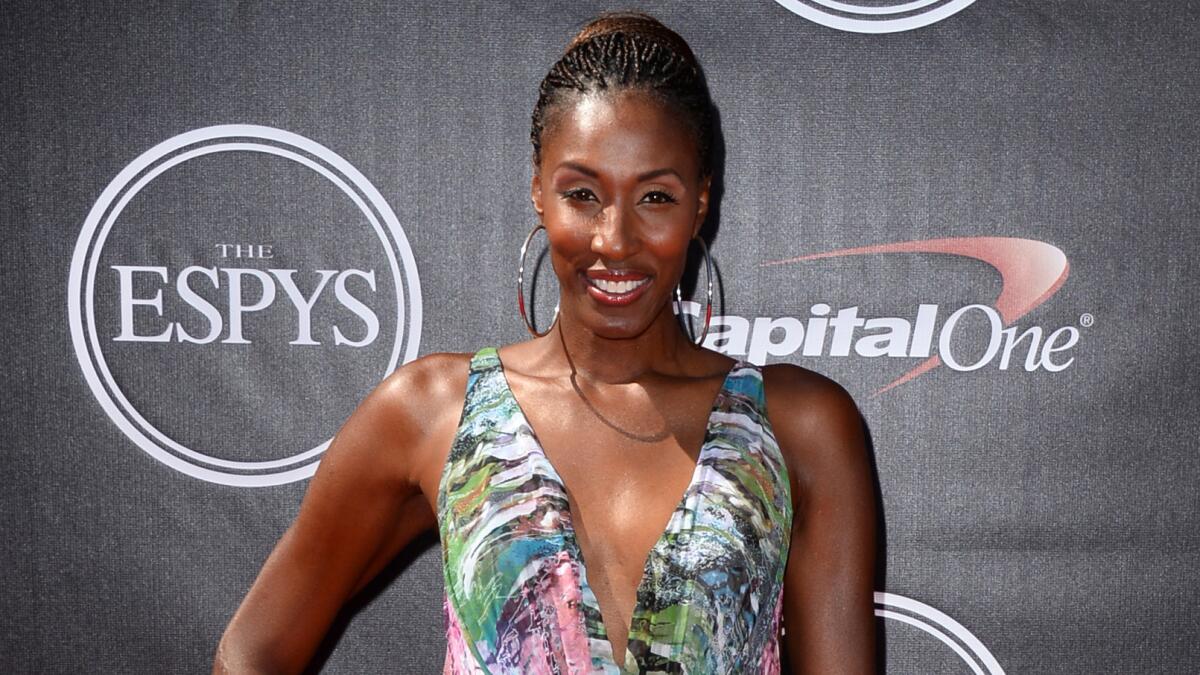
left=437, top=348, right=794, bottom=674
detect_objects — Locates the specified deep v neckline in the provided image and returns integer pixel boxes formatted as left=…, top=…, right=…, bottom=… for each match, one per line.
left=492, top=351, right=741, bottom=669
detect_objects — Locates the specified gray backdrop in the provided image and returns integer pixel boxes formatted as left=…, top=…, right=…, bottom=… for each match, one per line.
left=3, top=1, right=1198, bottom=673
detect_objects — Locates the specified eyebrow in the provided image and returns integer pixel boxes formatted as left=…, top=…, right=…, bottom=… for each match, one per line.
left=555, top=162, right=683, bottom=183
left=636, top=167, right=684, bottom=182
left=556, top=161, right=599, bottom=178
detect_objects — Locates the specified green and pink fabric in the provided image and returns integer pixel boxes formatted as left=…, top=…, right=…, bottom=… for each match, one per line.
left=437, top=348, right=793, bottom=674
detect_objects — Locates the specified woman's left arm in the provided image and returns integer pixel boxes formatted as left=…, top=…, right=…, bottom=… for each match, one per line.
left=764, top=364, right=877, bottom=674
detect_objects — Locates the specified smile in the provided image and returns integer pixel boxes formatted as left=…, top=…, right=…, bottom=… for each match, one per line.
left=583, top=273, right=652, bottom=306
left=589, top=277, right=648, bottom=294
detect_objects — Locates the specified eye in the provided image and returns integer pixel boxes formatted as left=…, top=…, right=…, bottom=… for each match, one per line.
left=640, top=190, right=679, bottom=205
left=559, top=188, right=597, bottom=203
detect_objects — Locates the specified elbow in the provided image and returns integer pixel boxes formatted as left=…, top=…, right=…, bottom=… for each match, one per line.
left=212, top=631, right=289, bottom=675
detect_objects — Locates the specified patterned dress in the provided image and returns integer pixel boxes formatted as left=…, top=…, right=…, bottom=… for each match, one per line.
left=437, top=348, right=794, bottom=674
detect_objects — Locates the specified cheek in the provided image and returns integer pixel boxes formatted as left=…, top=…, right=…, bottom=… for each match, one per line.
left=544, top=217, right=593, bottom=254
left=643, top=225, right=694, bottom=264
left=655, top=244, right=692, bottom=278
left=543, top=199, right=621, bottom=257
left=543, top=221, right=594, bottom=278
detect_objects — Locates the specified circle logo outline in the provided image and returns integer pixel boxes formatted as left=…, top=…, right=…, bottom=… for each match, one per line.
left=68, top=125, right=422, bottom=487
left=874, top=592, right=1005, bottom=674
left=773, top=0, right=979, bottom=33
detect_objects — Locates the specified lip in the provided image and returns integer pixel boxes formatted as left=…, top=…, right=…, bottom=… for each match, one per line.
left=582, top=270, right=653, bottom=306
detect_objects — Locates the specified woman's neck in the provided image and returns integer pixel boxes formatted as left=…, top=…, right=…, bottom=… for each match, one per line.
left=549, top=306, right=694, bottom=385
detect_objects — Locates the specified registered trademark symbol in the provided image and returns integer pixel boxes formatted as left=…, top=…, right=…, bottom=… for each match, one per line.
left=1079, top=313, right=1094, bottom=327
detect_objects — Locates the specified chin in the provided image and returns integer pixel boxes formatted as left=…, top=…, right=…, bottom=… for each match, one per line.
left=577, top=308, right=663, bottom=341
left=588, top=324, right=648, bottom=341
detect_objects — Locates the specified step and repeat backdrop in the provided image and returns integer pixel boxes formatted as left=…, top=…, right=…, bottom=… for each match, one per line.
left=4, top=1, right=1198, bottom=672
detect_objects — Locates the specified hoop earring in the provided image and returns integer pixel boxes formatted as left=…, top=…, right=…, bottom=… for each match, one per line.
left=516, top=223, right=559, bottom=337
left=674, top=237, right=714, bottom=346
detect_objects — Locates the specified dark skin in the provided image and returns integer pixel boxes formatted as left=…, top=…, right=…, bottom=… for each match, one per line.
left=213, top=90, right=875, bottom=674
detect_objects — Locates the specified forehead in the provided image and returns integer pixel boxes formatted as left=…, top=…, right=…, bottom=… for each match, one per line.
left=540, top=90, right=701, bottom=180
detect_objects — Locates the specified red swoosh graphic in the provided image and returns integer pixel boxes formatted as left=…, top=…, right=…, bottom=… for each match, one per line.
left=763, top=237, right=1070, bottom=395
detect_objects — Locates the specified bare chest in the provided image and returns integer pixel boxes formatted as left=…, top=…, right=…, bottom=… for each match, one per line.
left=511, top=378, right=721, bottom=654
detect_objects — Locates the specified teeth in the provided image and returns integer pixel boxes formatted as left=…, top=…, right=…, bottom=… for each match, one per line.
left=591, top=277, right=648, bottom=294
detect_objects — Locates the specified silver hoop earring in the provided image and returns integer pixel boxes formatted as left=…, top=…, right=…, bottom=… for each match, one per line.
left=517, top=223, right=559, bottom=337
left=674, top=237, right=714, bottom=346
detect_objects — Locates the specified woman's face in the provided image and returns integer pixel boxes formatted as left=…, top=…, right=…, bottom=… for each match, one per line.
left=532, top=90, right=710, bottom=341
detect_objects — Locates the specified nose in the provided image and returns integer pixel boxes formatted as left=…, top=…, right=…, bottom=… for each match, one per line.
left=590, top=203, right=639, bottom=261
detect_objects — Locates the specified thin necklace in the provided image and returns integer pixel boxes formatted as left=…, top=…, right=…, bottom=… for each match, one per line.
left=557, top=327, right=671, bottom=444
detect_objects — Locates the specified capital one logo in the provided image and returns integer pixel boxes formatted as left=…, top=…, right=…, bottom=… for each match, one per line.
left=68, top=125, right=422, bottom=487
left=773, top=0, right=978, bottom=33
left=678, top=237, right=1081, bottom=395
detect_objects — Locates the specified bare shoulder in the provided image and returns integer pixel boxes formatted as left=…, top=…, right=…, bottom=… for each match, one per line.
left=372, top=351, right=473, bottom=423
left=760, top=362, right=868, bottom=498
left=760, top=362, right=862, bottom=434
left=333, top=351, right=473, bottom=490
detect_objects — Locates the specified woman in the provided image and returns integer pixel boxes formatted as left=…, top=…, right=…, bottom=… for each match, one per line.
left=214, top=12, right=875, bottom=674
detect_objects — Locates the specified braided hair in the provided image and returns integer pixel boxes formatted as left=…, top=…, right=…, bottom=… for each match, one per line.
left=530, top=12, right=716, bottom=177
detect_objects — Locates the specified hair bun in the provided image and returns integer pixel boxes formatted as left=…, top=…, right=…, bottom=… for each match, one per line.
left=532, top=11, right=715, bottom=176
left=565, top=11, right=699, bottom=68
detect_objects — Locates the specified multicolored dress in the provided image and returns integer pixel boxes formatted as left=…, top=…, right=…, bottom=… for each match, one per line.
left=437, top=348, right=794, bottom=674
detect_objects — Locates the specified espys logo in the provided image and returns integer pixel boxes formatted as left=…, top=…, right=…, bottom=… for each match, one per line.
left=68, top=125, right=422, bottom=487
left=679, top=237, right=1080, bottom=395
left=773, top=0, right=978, bottom=33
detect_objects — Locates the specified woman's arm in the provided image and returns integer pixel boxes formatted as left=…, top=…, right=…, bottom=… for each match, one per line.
left=764, top=364, right=877, bottom=674
left=212, top=353, right=469, bottom=674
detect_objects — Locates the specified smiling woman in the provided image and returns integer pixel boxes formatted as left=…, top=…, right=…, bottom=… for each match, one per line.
left=213, top=11, right=877, bottom=675
left=534, top=89, right=706, bottom=339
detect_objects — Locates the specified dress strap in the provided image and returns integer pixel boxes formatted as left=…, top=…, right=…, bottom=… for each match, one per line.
left=724, top=360, right=769, bottom=412
left=468, top=346, right=501, bottom=373
left=440, top=348, right=505, bottom=494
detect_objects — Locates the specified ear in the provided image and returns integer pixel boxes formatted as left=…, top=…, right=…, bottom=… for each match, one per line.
left=692, top=175, right=712, bottom=238
left=531, top=171, right=545, bottom=219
